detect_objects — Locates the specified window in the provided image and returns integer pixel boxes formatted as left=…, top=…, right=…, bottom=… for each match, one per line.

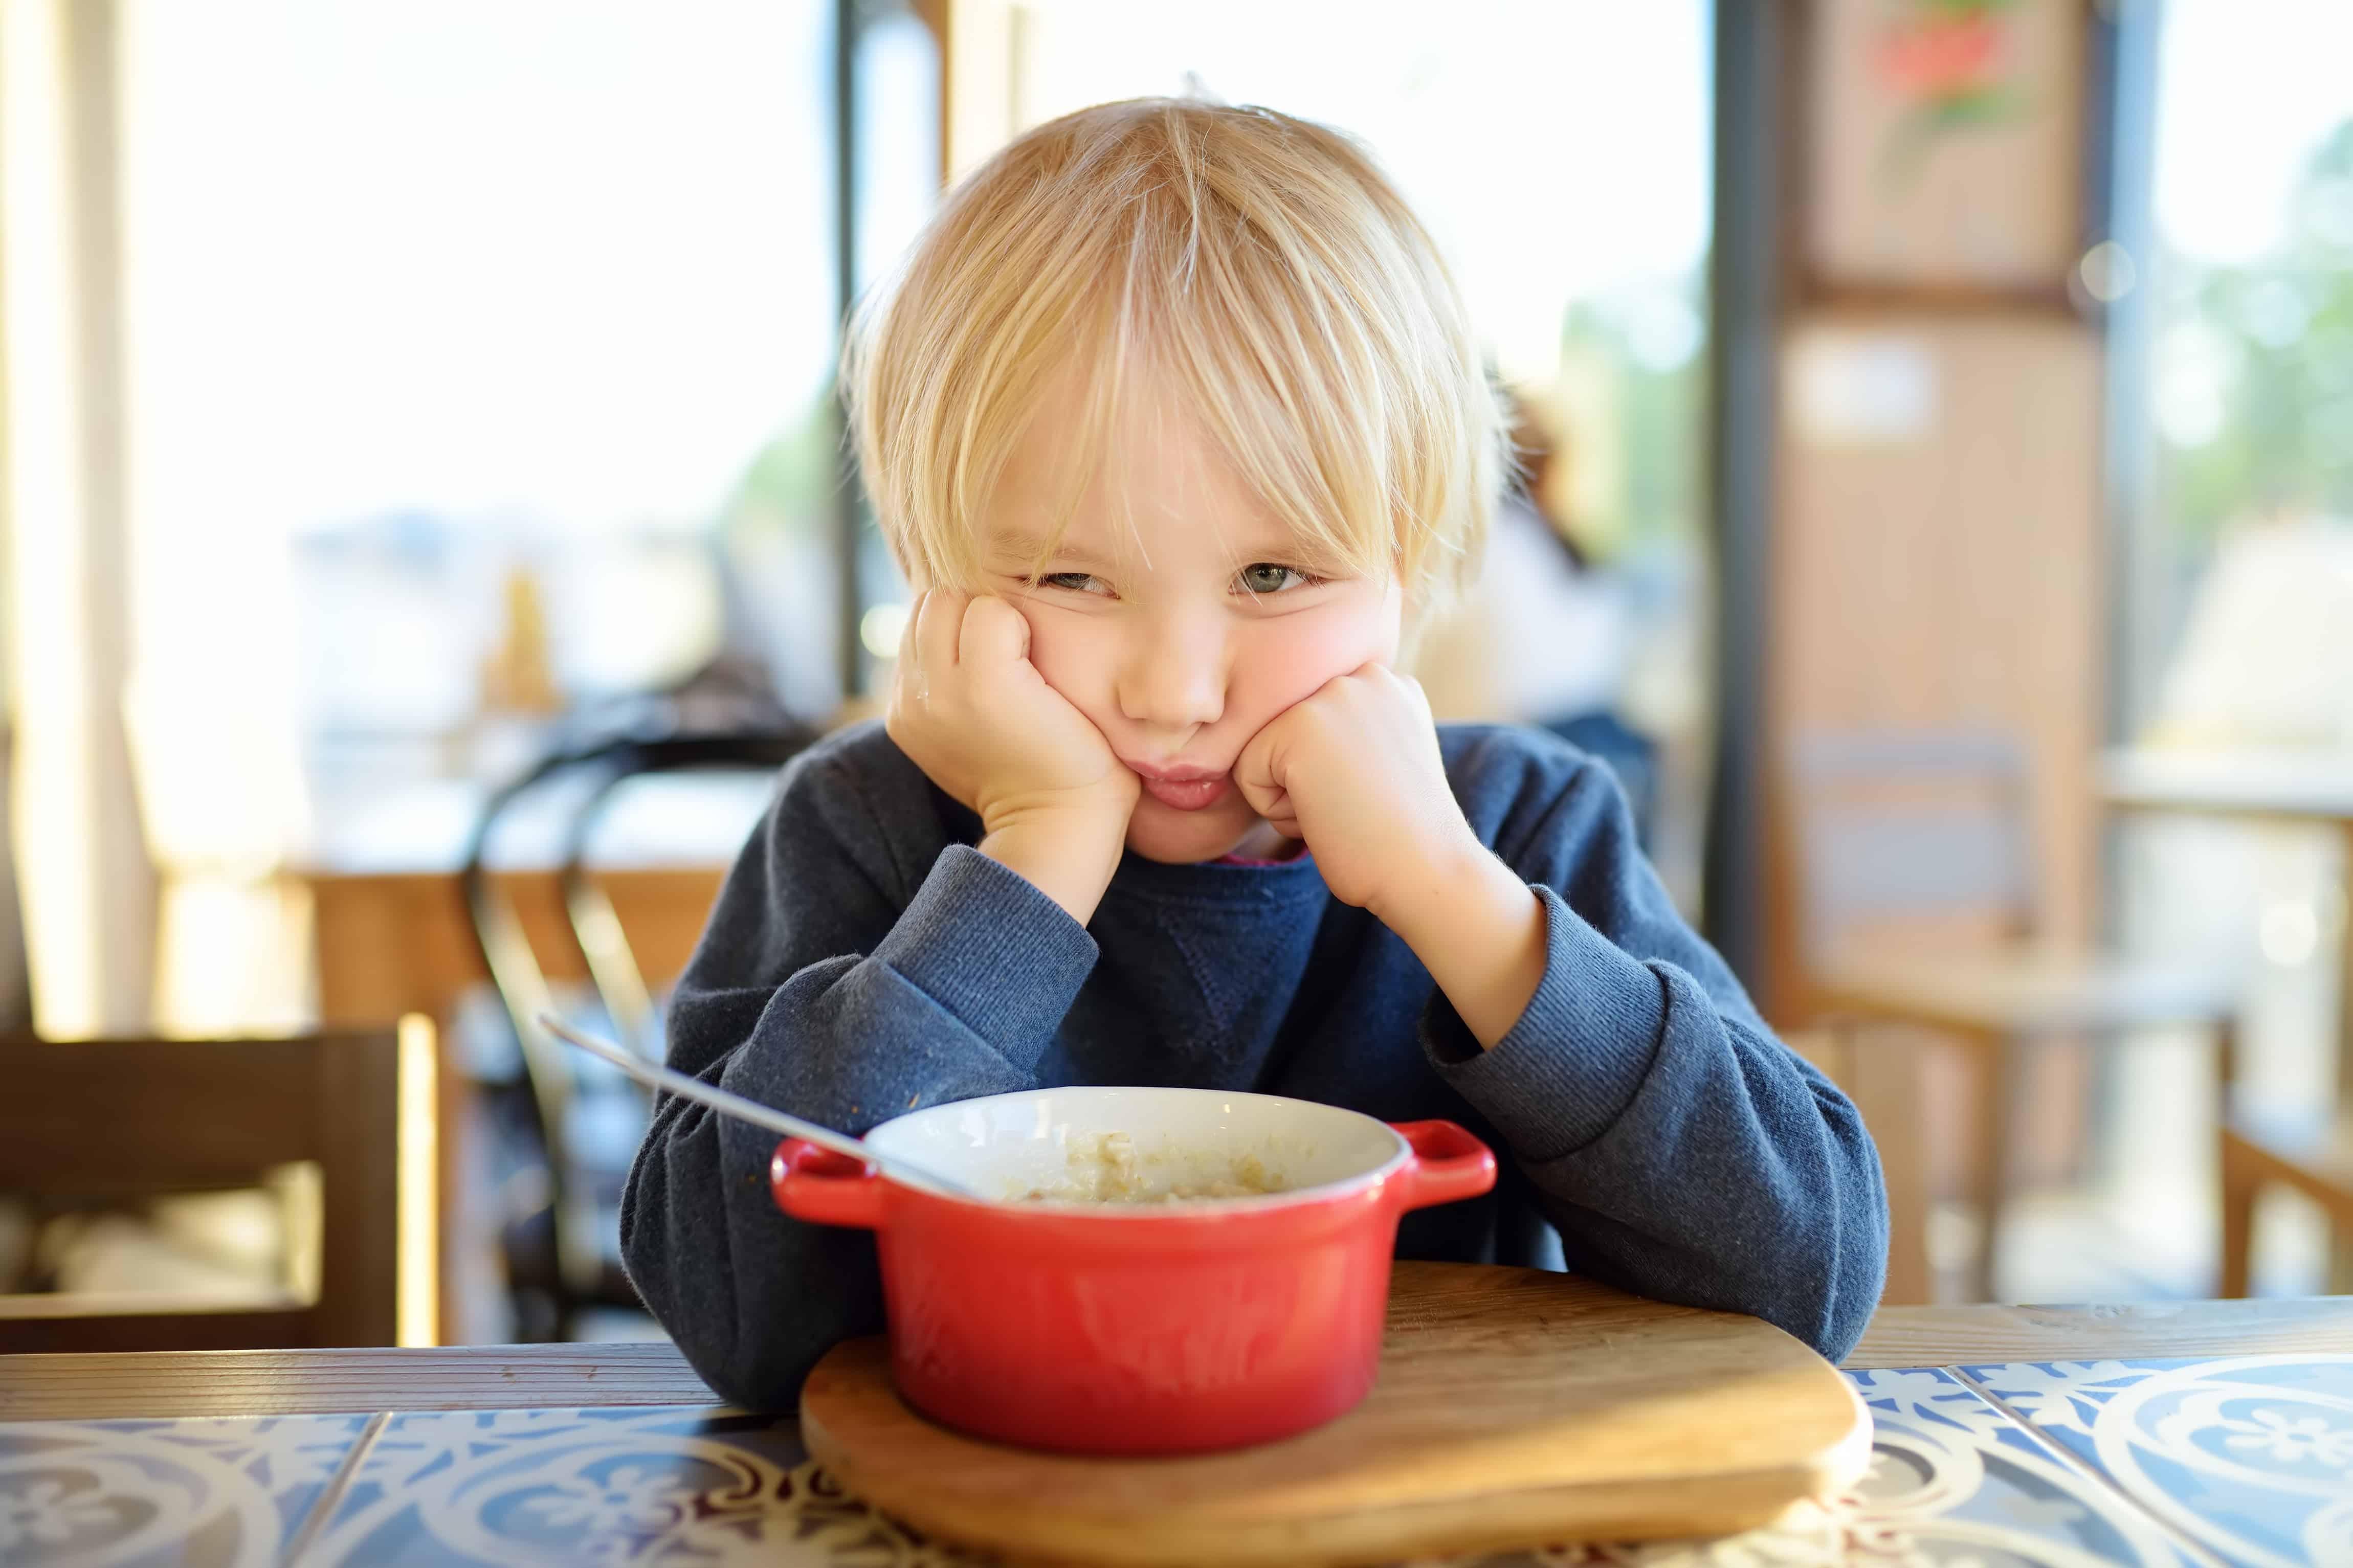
left=104, top=0, right=932, bottom=1030
left=121, top=1, right=849, bottom=795
left=2129, top=0, right=2353, bottom=738
left=2113, top=0, right=2353, bottom=1294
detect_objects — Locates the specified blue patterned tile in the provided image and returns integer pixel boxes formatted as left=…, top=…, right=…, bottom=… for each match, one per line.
left=1823, top=1367, right=2203, bottom=1567
left=303, top=1385, right=2197, bottom=1568
left=0, top=1374, right=2231, bottom=1567
left=1964, top=1355, right=2353, bottom=1568
left=0, top=1413, right=372, bottom=1567
left=294, top=1405, right=983, bottom=1566
left=298, top=1382, right=2205, bottom=1567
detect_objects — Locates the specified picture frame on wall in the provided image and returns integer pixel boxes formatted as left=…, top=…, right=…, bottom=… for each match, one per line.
left=1794, top=0, right=2097, bottom=308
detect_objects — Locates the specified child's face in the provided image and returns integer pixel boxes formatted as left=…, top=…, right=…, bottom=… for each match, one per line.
left=979, top=380, right=1403, bottom=864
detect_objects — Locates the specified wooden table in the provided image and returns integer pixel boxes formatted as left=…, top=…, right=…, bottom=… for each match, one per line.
left=5, top=1284, right=2349, bottom=1566
left=2102, top=746, right=2353, bottom=1095
left=301, top=775, right=768, bottom=1033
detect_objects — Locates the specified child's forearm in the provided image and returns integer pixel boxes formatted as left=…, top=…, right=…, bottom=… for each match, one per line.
left=979, top=801, right=1129, bottom=926
left=1378, top=846, right=1547, bottom=1047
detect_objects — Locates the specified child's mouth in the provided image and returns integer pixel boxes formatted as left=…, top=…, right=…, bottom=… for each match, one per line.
left=1133, top=771, right=1231, bottom=811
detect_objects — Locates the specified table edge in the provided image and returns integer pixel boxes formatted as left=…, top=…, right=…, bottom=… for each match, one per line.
left=5, top=1297, right=2348, bottom=1421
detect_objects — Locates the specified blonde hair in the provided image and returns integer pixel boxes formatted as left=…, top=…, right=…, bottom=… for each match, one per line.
left=840, top=98, right=1504, bottom=615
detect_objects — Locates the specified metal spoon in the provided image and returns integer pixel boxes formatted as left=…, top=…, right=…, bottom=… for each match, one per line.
left=536, top=1011, right=988, bottom=1201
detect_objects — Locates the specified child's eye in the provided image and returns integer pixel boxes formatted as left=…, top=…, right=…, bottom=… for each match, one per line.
left=1235, top=563, right=1319, bottom=595
left=1034, top=571, right=1113, bottom=596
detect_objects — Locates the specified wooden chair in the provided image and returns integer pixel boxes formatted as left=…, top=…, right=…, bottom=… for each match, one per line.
left=2218, top=1024, right=2353, bottom=1295
left=462, top=728, right=813, bottom=1340
left=0, top=1032, right=406, bottom=1351
left=1789, top=732, right=2241, bottom=1302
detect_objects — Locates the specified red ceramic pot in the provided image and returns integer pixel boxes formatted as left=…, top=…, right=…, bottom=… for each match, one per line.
left=771, top=1086, right=1495, bottom=1455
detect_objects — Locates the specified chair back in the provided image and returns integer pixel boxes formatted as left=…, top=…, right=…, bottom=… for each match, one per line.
left=0, top=1031, right=403, bottom=1351
left=461, top=726, right=814, bottom=1334
left=1788, top=730, right=2040, bottom=966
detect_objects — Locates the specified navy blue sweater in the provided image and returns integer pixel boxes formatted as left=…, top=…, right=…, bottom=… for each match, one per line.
left=621, top=722, right=1886, bottom=1408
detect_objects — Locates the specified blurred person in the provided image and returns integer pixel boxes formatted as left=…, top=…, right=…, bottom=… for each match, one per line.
left=621, top=99, right=1886, bottom=1408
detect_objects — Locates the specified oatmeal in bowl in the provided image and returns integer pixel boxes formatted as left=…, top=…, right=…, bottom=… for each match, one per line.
left=1014, top=1130, right=1288, bottom=1204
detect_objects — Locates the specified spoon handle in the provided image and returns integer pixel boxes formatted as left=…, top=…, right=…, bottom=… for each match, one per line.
left=535, top=1011, right=980, bottom=1199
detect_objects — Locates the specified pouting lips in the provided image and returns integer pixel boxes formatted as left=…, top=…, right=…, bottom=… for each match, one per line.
left=1139, top=774, right=1231, bottom=811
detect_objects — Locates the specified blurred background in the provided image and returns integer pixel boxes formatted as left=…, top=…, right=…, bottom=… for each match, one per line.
left=0, top=0, right=2346, bottom=1348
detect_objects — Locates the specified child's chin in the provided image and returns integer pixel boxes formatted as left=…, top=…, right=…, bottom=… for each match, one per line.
left=1123, top=798, right=1257, bottom=865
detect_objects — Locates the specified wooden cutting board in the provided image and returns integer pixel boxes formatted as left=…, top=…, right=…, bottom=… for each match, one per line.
left=800, top=1260, right=1871, bottom=1567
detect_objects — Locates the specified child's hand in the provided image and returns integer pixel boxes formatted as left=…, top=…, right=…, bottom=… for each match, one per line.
left=886, top=590, right=1138, bottom=922
left=1232, top=665, right=1474, bottom=916
left=1235, top=665, right=1547, bottom=1047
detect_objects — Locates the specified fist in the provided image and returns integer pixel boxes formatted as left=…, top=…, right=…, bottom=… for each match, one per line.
left=1234, top=665, right=1476, bottom=913
left=884, top=590, right=1139, bottom=836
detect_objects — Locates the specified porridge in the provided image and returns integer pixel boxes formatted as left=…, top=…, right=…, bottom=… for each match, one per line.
left=1015, top=1132, right=1291, bottom=1204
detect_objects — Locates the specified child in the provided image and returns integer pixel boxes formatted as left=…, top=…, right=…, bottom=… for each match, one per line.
left=623, top=99, right=1886, bottom=1409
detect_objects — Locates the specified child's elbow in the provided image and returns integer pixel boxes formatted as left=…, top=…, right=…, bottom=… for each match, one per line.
left=1746, top=1230, right=1882, bottom=1365
left=695, top=1346, right=815, bottom=1415
left=1805, top=1254, right=1882, bottom=1365
left=1735, top=1133, right=1887, bottom=1363
left=628, top=1257, right=819, bottom=1414
left=1792, top=1161, right=1889, bottom=1364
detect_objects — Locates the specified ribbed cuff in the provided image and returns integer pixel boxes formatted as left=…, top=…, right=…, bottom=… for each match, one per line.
left=1422, top=885, right=1667, bottom=1161
left=870, top=844, right=1098, bottom=1072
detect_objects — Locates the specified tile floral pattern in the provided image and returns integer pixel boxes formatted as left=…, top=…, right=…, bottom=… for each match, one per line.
left=1965, top=1355, right=2353, bottom=1568
left=1791, top=1368, right=2192, bottom=1568
left=296, top=1406, right=922, bottom=1566
left=0, top=1365, right=2258, bottom=1566
left=0, top=1413, right=373, bottom=1567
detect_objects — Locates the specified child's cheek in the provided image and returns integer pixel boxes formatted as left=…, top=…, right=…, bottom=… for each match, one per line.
left=1240, top=586, right=1404, bottom=716
left=1245, top=630, right=1352, bottom=715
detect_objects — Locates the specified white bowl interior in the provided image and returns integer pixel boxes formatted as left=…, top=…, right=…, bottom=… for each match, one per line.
left=861, top=1087, right=1404, bottom=1206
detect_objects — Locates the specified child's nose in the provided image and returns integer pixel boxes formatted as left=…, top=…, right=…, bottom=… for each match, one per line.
left=1116, top=616, right=1226, bottom=733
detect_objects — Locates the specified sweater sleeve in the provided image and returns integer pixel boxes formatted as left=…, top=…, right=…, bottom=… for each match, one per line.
left=1419, top=734, right=1888, bottom=1361
left=619, top=748, right=1097, bottom=1409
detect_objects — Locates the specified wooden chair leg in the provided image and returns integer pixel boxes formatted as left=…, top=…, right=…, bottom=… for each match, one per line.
left=2218, top=1144, right=2256, bottom=1299
left=2214, top=1015, right=2254, bottom=1299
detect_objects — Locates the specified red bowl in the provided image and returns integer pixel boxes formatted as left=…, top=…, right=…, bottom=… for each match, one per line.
left=771, top=1086, right=1495, bottom=1454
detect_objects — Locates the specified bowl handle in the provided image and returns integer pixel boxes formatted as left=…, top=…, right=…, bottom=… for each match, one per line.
left=770, top=1138, right=887, bottom=1229
left=1389, top=1119, right=1498, bottom=1212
